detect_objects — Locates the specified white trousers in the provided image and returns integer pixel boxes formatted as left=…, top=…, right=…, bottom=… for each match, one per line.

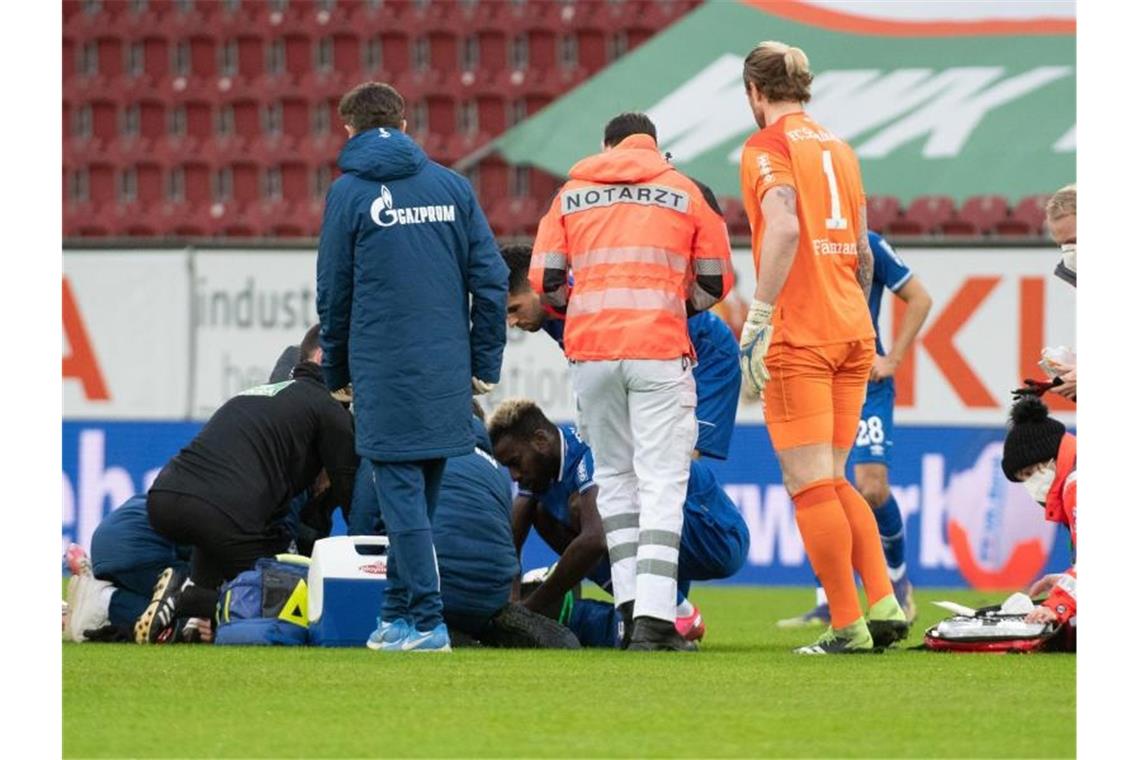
left=570, top=358, right=698, bottom=622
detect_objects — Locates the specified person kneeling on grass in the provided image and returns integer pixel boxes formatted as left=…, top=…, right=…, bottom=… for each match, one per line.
left=64, top=474, right=335, bottom=645
left=348, top=407, right=579, bottom=649
left=64, top=496, right=194, bottom=643
left=136, top=324, right=357, bottom=644
left=487, top=398, right=750, bottom=649
left=1001, top=396, right=1076, bottom=631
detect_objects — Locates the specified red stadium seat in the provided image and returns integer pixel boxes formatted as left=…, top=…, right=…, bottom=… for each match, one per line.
left=958, top=194, right=1011, bottom=235
left=515, top=0, right=570, bottom=33
left=884, top=217, right=929, bottom=237
left=487, top=197, right=541, bottom=237
left=938, top=217, right=979, bottom=237
left=866, top=195, right=901, bottom=234
left=447, top=131, right=495, bottom=165
left=66, top=2, right=121, bottom=41
left=1011, top=194, right=1049, bottom=234
left=718, top=197, right=751, bottom=238
left=63, top=202, right=112, bottom=238
left=992, top=219, right=1034, bottom=237
left=118, top=2, right=169, bottom=38
left=293, top=197, right=327, bottom=236
left=904, top=195, right=956, bottom=233
left=152, top=200, right=221, bottom=238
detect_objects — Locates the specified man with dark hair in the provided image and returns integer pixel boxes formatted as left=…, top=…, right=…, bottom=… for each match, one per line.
left=318, top=81, right=508, bottom=653
left=338, top=82, right=406, bottom=132
left=502, top=242, right=741, bottom=464
left=135, top=324, right=358, bottom=644
left=488, top=399, right=749, bottom=647
left=530, top=111, right=734, bottom=650
left=348, top=411, right=580, bottom=649
left=603, top=112, right=657, bottom=147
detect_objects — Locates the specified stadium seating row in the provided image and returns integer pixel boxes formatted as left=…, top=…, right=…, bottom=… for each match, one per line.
left=64, top=184, right=1051, bottom=239
left=64, top=97, right=549, bottom=160
left=63, top=0, right=700, bottom=39
left=719, top=194, right=1051, bottom=240
left=64, top=32, right=637, bottom=90
left=63, top=2, right=1050, bottom=243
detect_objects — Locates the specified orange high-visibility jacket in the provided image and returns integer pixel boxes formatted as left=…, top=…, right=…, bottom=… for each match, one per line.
left=530, top=134, right=734, bottom=361
left=1042, top=433, right=1077, bottom=624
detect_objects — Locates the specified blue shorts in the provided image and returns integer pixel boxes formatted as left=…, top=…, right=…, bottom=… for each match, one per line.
left=850, top=377, right=895, bottom=467
left=693, top=348, right=741, bottom=460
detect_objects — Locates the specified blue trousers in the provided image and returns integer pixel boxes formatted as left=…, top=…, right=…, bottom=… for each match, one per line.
left=370, top=459, right=446, bottom=631
left=567, top=599, right=622, bottom=648
left=91, top=495, right=190, bottom=627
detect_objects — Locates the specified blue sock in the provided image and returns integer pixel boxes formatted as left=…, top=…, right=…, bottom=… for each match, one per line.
left=873, top=494, right=906, bottom=573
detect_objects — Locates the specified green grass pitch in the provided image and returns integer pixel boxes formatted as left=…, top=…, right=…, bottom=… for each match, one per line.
left=63, top=586, right=1074, bottom=758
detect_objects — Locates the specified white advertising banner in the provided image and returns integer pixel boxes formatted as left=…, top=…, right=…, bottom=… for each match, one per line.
left=190, top=250, right=319, bottom=418
left=63, top=246, right=1075, bottom=427
left=63, top=251, right=191, bottom=419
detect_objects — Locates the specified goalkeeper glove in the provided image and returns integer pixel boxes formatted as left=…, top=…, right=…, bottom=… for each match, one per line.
left=739, top=299, right=775, bottom=398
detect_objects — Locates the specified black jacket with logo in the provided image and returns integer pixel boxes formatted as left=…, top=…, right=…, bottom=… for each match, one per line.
left=150, top=362, right=357, bottom=533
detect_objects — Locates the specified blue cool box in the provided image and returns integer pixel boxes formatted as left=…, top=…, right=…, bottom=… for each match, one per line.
left=308, top=536, right=389, bottom=648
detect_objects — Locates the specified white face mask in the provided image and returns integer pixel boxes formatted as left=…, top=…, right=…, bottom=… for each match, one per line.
left=1022, top=462, right=1057, bottom=505
left=1060, top=243, right=1076, bottom=273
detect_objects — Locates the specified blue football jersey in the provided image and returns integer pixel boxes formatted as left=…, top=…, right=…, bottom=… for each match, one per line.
left=520, top=424, right=595, bottom=529
left=867, top=231, right=913, bottom=357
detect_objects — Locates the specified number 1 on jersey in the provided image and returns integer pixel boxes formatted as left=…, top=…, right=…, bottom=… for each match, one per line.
left=821, top=149, right=848, bottom=231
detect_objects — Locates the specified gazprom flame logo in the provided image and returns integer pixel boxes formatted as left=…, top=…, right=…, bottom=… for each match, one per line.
left=370, top=184, right=457, bottom=229
left=370, top=186, right=397, bottom=227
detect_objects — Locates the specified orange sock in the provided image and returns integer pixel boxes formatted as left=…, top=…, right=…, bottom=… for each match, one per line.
left=792, top=480, right=861, bottom=629
left=833, top=478, right=894, bottom=607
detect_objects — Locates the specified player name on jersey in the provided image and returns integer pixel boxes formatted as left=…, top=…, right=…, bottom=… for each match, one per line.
left=813, top=240, right=858, bottom=256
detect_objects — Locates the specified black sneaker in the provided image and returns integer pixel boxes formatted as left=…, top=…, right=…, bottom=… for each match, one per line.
left=134, top=567, right=188, bottom=645
left=627, top=616, right=697, bottom=652
left=617, top=601, right=634, bottom=650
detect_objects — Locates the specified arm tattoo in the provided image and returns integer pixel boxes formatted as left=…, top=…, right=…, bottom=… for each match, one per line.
left=856, top=205, right=873, bottom=300
left=774, top=185, right=797, bottom=215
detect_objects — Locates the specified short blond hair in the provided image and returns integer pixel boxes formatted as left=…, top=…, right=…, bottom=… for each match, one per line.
left=486, top=398, right=551, bottom=444
left=1046, top=184, right=1076, bottom=220
left=742, top=40, right=813, bottom=103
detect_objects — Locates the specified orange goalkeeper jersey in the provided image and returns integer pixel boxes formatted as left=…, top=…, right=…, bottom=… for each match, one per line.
left=739, top=112, right=874, bottom=347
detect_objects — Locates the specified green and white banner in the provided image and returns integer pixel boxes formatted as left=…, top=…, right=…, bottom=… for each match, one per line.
left=487, top=0, right=1075, bottom=202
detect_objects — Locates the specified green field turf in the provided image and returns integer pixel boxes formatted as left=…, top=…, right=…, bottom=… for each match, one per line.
left=63, top=586, right=1074, bottom=758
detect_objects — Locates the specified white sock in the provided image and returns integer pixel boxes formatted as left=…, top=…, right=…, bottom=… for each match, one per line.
left=815, top=587, right=828, bottom=606
left=98, top=583, right=115, bottom=614
left=888, top=563, right=908, bottom=582
left=676, top=598, right=694, bottom=617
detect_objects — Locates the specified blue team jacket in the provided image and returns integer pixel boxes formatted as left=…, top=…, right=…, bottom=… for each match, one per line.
left=317, top=127, right=508, bottom=461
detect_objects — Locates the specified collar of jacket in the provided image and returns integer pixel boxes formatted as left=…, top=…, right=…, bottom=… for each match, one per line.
left=290, top=361, right=326, bottom=386
left=568, top=133, right=672, bottom=184
left=1044, top=432, right=1076, bottom=524
left=337, top=127, right=427, bottom=182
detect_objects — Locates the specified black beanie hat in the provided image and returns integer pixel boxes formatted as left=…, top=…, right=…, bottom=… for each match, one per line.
left=1002, top=397, right=1067, bottom=481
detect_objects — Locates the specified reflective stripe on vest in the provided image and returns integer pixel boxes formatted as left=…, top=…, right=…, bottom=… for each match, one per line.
left=573, top=246, right=690, bottom=276
left=568, top=287, right=686, bottom=317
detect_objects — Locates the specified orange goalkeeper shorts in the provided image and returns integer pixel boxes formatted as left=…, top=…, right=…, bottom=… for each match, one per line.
left=763, top=338, right=875, bottom=452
